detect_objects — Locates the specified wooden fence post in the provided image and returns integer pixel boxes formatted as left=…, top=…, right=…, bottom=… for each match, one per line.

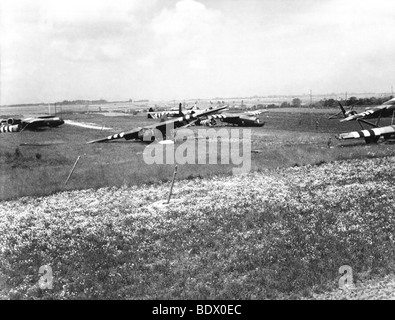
left=65, top=155, right=81, bottom=185
left=167, top=165, right=178, bottom=204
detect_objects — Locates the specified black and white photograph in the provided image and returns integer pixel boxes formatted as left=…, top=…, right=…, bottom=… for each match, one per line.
left=1, top=0, right=395, bottom=304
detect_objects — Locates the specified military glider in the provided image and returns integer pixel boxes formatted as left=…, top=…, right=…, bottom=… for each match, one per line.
left=88, top=103, right=228, bottom=143
left=339, top=97, right=395, bottom=127
left=335, top=97, right=395, bottom=144
left=147, top=105, right=200, bottom=119
left=328, top=101, right=359, bottom=119
left=198, top=110, right=267, bottom=127
left=0, top=116, right=64, bottom=133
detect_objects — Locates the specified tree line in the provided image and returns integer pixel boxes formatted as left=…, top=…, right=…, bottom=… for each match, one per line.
left=263, top=96, right=394, bottom=109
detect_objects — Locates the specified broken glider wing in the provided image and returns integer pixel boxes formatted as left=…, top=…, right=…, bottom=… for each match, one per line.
left=63, top=120, right=113, bottom=130
left=87, top=128, right=141, bottom=143
left=87, top=118, right=185, bottom=143
left=337, top=125, right=395, bottom=142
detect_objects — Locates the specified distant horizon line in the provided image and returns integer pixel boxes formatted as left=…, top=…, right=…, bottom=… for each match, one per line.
left=1, top=91, right=394, bottom=108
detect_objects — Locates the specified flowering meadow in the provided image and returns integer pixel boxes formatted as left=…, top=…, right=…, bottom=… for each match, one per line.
left=0, top=156, right=394, bottom=299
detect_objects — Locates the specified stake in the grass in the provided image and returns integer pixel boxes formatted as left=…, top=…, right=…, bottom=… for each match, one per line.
left=65, top=155, right=81, bottom=185
left=167, top=165, right=178, bottom=204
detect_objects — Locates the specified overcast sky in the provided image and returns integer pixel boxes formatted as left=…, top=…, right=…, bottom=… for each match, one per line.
left=1, top=0, right=394, bottom=105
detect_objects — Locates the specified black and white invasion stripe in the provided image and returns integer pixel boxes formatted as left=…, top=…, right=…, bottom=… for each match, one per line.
left=209, top=114, right=227, bottom=119
left=247, top=111, right=264, bottom=116
left=0, top=124, right=20, bottom=133
left=106, top=132, right=126, bottom=140
left=338, top=125, right=395, bottom=140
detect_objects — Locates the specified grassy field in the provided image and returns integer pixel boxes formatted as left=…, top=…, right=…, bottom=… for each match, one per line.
left=0, top=156, right=394, bottom=299
left=1, top=104, right=395, bottom=300
left=1, top=107, right=395, bottom=201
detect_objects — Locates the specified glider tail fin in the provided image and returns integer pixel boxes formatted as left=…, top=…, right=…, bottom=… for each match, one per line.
left=328, top=101, right=350, bottom=119
left=147, top=107, right=154, bottom=119
left=338, top=101, right=347, bottom=117
left=179, top=102, right=184, bottom=116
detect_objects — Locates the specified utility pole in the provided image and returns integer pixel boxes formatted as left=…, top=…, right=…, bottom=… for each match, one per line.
left=309, top=89, right=312, bottom=107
